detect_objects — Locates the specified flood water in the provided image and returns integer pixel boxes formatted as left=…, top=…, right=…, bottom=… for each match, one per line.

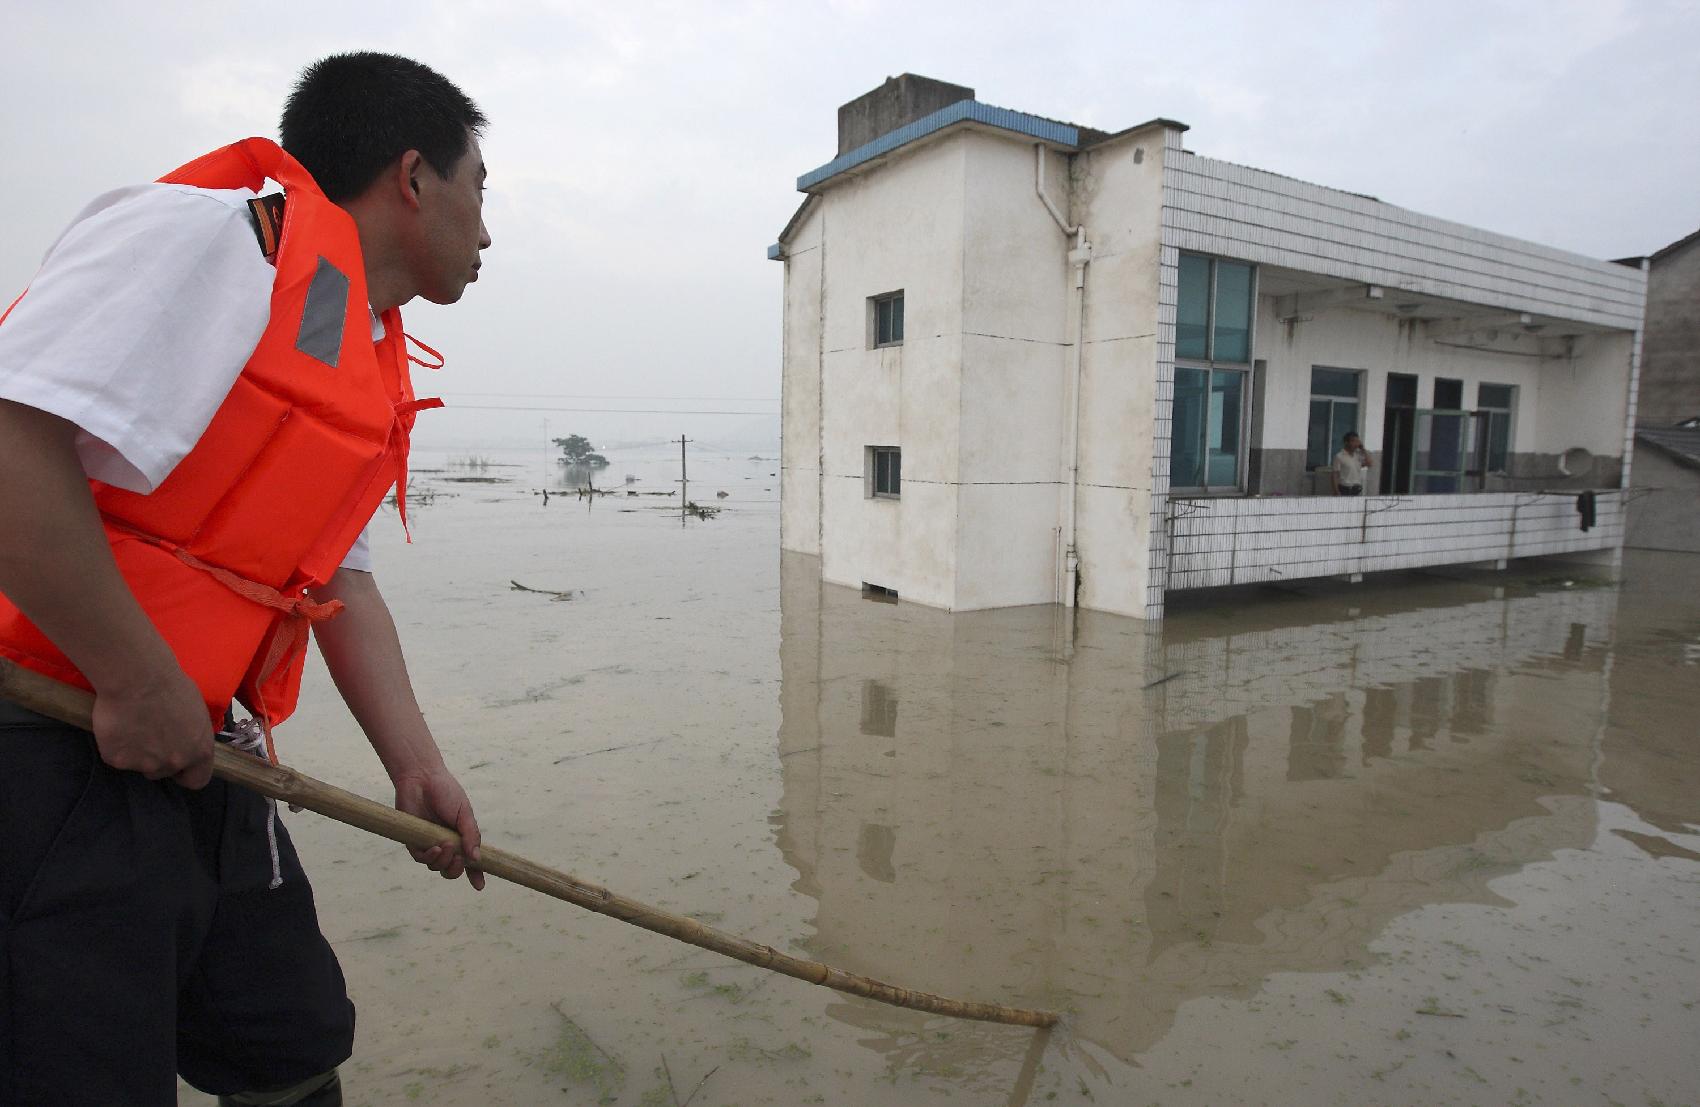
left=182, top=449, right=1700, bottom=1106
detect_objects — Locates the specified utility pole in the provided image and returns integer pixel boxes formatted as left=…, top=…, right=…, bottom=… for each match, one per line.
left=679, top=434, right=690, bottom=525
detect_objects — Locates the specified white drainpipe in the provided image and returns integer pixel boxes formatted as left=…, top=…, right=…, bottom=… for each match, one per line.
left=1035, top=144, right=1091, bottom=610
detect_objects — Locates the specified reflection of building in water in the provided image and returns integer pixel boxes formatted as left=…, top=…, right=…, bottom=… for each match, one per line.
left=775, top=553, right=1616, bottom=1063
left=1598, top=551, right=1700, bottom=840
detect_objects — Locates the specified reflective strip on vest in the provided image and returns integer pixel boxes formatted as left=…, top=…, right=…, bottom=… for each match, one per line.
left=296, top=256, right=349, bottom=367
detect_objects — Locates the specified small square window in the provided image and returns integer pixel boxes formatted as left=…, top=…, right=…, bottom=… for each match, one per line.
left=868, top=446, right=901, bottom=498
left=871, top=291, right=904, bottom=347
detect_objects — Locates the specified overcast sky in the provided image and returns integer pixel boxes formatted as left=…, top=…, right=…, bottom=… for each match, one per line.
left=4, top=0, right=1696, bottom=451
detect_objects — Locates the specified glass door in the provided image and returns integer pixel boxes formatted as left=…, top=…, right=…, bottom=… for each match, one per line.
left=1381, top=373, right=1417, bottom=494
left=1411, top=409, right=1473, bottom=493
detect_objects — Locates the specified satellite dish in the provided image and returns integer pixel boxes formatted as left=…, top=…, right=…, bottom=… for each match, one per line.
left=1557, top=446, right=1593, bottom=477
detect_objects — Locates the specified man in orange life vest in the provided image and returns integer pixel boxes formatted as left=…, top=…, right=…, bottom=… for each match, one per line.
left=0, top=54, right=490, bottom=1106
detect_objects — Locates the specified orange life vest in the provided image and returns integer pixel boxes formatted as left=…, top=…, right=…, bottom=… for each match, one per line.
left=0, top=138, right=441, bottom=740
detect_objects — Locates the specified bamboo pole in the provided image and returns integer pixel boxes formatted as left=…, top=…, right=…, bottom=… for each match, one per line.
left=0, top=659, right=1058, bottom=1029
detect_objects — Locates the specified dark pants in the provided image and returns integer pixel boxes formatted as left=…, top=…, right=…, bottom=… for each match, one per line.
left=0, top=701, right=354, bottom=1106
left=1337, top=485, right=1363, bottom=496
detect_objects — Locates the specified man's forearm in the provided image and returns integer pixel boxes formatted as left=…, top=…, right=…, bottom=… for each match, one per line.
left=0, top=400, right=179, bottom=693
left=308, top=567, right=444, bottom=780
left=309, top=566, right=483, bottom=887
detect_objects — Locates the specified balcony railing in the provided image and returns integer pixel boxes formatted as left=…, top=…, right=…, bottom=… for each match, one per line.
left=1165, top=491, right=1622, bottom=591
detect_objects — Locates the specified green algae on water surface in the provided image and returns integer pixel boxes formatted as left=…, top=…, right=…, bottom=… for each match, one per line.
left=542, top=1004, right=625, bottom=1101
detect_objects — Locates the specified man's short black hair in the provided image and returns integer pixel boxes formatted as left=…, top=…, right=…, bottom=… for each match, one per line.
left=281, top=52, right=486, bottom=203
left=1343, top=432, right=1361, bottom=445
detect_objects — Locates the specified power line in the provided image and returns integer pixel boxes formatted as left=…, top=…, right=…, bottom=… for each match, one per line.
left=435, top=391, right=779, bottom=402
left=440, top=404, right=777, bottom=416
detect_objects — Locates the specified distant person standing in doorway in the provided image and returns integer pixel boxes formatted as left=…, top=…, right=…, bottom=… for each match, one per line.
left=1332, top=433, right=1373, bottom=495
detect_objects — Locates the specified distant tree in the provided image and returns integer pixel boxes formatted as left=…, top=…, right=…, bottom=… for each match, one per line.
left=552, top=434, right=593, bottom=462
left=553, top=434, right=610, bottom=468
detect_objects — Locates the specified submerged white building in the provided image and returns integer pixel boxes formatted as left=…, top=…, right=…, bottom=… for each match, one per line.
left=772, top=75, right=1647, bottom=618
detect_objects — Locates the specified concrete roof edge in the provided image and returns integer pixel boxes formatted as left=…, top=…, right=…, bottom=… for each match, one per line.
left=796, top=99, right=1081, bottom=193
left=1181, top=150, right=1648, bottom=280
left=1635, top=427, right=1700, bottom=471
left=1080, top=117, right=1190, bottom=149
left=1650, top=225, right=1700, bottom=262
left=774, top=194, right=821, bottom=250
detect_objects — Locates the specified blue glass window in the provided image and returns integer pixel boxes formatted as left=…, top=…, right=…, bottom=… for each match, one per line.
left=870, top=446, right=901, bottom=497
left=873, top=292, right=904, bottom=346
left=1172, top=366, right=1246, bottom=491
left=1172, top=368, right=1209, bottom=489
left=1212, top=261, right=1252, bottom=363
left=1177, top=254, right=1210, bottom=361
left=1176, top=254, right=1254, bottom=365
left=1475, top=384, right=1515, bottom=474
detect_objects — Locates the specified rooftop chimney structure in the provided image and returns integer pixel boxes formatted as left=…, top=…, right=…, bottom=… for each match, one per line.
left=836, top=74, right=975, bottom=155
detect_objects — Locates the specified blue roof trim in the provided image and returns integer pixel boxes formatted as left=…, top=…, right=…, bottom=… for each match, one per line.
left=797, top=100, right=1079, bottom=192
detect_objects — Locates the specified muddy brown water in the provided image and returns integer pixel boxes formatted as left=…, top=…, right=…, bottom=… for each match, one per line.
left=182, top=452, right=1700, bottom=1106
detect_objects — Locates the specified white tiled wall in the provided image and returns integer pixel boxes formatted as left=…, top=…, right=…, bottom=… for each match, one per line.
left=1163, top=154, right=1645, bottom=331
left=1166, top=492, right=1624, bottom=590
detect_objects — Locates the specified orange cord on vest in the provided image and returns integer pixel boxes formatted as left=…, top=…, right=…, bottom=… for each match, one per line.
left=403, top=332, right=445, bottom=370
left=0, top=288, right=27, bottom=327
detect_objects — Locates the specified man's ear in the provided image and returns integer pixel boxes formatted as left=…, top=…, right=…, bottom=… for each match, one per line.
left=397, top=150, right=426, bottom=209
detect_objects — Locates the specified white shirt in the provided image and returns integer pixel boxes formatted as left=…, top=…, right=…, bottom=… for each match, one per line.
left=1333, top=448, right=1369, bottom=488
left=0, top=183, right=375, bottom=571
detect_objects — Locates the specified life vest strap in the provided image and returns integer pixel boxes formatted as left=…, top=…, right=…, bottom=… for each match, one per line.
left=164, top=543, right=342, bottom=761
left=103, top=520, right=344, bottom=756
left=389, top=398, right=444, bottom=542
left=167, top=544, right=344, bottom=624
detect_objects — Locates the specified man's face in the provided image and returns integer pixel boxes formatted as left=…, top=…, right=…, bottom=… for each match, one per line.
left=1344, top=436, right=1361, bottom=454
left=414, top=132, right=491, bottom=305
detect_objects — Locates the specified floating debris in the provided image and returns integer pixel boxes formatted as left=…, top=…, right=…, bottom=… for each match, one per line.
left=510, top=580, right=578, bottom=602
left=659, top=1055, right=719, bottom=1107
left=552, top=737, right=667, bottom=764
left=386, top=482, right=441, bottom=509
